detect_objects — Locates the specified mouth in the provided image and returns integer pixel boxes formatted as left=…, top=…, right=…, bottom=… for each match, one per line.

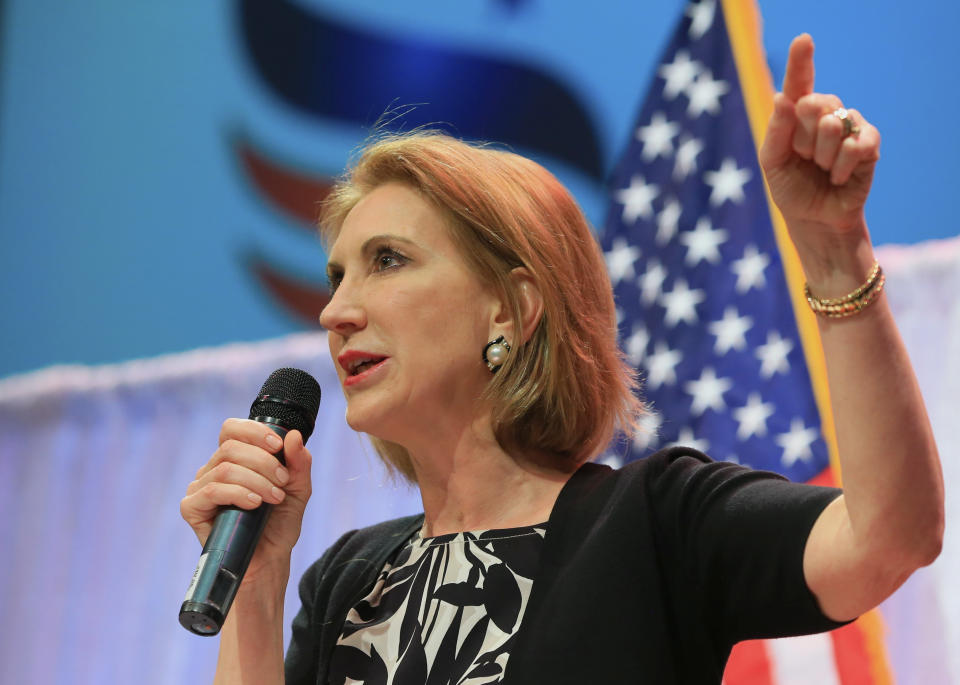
left=348, top=357, right=387, bottom=376
left=338, top=351, right=390, bottom=380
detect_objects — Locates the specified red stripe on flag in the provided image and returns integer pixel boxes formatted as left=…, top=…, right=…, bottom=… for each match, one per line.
left=831, top=622, right=877, bottom=684
left=724, top=639, right=775, bottom=685
left=807, top=465, right=837, bottom=487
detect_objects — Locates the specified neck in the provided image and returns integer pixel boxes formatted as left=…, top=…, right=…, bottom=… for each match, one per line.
left=405, top=413, right=577, bottom=537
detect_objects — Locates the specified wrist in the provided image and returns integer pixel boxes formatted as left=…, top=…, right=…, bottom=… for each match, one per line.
left=788, top=220, right=875, bottom=299
left=235, top=558, right=291, bottom=608
left=215, top=562, right=289, bottom=685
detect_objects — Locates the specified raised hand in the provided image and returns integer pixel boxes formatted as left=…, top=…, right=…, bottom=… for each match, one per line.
left=759, top=34, right=881, bottom=246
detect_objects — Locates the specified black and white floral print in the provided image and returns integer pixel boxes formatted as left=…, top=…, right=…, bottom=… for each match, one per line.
left=328, top=524, right=547, bottom=685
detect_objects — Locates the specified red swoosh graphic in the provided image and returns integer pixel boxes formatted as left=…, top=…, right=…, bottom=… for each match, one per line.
left=234, top=136, right=334, bottom=323
left=251, top=258, right=330, bottom=325
left=236, top=137, right=334, bottom=227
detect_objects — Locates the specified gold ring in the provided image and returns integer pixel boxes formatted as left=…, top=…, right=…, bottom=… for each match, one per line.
left=832, top=107, right=861, bottom=138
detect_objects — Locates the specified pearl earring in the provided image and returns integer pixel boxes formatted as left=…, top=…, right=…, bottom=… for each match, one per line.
left=482, top=335, right=511, bottom=373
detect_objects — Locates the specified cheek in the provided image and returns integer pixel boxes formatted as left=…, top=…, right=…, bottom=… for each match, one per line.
left=374, top=276, right=492, bottom=382
left=406, top=289, right=484, bottom=346
left=415, top=298, right=490, bottom=377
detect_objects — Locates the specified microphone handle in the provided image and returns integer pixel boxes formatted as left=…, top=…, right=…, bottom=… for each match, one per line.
left=179, top=423, right=288, bottom=636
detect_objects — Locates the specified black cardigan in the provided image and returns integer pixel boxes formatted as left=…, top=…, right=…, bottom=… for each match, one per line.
left=285, top=447, right=847, bottom=684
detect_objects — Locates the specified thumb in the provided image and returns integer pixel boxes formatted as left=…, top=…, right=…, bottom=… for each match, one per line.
left=759, top=92, right=798, bottom=172
left=282, top=429, right=313, bottom=500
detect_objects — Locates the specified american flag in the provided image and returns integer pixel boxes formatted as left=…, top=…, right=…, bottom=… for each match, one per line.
left=600, top=1, right=890, bottom=682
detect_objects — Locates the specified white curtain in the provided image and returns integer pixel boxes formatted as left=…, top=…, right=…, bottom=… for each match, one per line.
left=0, top=238, right=957, bottom=684
left=0, top=333, right=421, bottom=684
left=868, top=237, right=960, bottom=682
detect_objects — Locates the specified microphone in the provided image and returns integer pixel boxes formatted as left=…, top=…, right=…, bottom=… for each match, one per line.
left=179, top=367, right=321, bottom=636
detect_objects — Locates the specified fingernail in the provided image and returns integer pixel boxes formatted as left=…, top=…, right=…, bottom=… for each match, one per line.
left=265, top=433, right=282, bottom=450
left=271, top=487, right=285, bottom=502
left=276, top=467, right=289, bottom=484
left=248, top=492, right=262, bottom=505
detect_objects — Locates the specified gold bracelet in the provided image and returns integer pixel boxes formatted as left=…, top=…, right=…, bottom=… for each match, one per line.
left=804, top=262, right=885, bottom=318
left=806, top=261, right=881, bottom=305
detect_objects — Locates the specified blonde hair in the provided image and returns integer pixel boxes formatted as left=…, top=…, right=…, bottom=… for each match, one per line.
left=320, top=132, right=643, bottom=481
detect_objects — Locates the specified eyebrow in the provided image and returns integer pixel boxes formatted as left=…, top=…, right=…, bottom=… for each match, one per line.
left=325, top=233, right=419, bottom=277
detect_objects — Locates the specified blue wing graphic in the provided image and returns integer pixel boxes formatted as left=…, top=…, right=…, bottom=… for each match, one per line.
left=237, top=0, right=605, bottom=180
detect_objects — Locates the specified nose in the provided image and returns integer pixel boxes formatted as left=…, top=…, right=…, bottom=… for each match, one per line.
left=318, top=280, right=366, bottom=334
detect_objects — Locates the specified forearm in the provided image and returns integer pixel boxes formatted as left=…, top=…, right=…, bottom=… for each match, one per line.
left=213, top=562, right=290, bottom=685
left=797, top=224, right=944, bottom=564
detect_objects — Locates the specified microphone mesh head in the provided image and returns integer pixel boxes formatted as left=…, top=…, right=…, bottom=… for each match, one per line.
left=249, top=368, right=322, bottom=442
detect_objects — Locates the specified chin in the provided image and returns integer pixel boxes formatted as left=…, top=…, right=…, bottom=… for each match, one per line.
left=343, top=404, right=373, bottom=433
left=343, top=398, right=398, bottom=441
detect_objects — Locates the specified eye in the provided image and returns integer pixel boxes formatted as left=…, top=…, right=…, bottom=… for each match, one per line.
left=326, top=270, right=343, bottom=294
left=374, top=246, right=407, bottom=272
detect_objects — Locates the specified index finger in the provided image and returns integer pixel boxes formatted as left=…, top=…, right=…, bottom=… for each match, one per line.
left=218, top=417, right=284, bottom=453
left=782, top=33, right=815, bottom=103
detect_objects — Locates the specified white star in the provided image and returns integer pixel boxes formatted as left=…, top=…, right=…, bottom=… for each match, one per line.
left=655, top=198, right=682, bottom=245
left=674, top=135, right=704, bottom=181
left=638, top=259, right=667, bottom=304
left=756, top=331, right=793, bottom=378
left=671, top=427, right=710, bottom=454
left=605, top=238, right=641, bottom=285
left=684, top=367, right=732, bottom=416
left=686, top=69, right=729, bottom=117
left=633, top=411, right=663, bottom=451
left=679, top=217, right=729, bottom=266
left=636, top=112, right=680, bottom=162
left=615, top=306, right=625, bottom=327
left=704, top=157, right=752, bottom=206
left=660, top=278, right=706, bottom=327
left=732, top=392, right=775, bottom=440
left=615, top=175, right=660, bottom=223
left=708, top=306, right=753, bottom=355
left=686, top=0, right=716, bottom=40
left=624, top=324, right=650, bottom=366
left=658, top=50, right=702, bottom=100
left=731, top=244, right=770, bottom=293
left=776, top=418, right=819, bottom=467
left=645, top=342, right=683, bottom=389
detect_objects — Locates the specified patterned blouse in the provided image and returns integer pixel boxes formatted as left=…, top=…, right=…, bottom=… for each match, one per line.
left=327, top=523, right=547, bottom=684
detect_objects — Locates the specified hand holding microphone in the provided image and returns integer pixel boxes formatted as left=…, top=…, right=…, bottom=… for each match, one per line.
left=179, top=368, right=321, bottom=635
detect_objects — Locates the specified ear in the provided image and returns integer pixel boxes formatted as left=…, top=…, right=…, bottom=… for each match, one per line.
left=490, top=267, right=544, bottom=345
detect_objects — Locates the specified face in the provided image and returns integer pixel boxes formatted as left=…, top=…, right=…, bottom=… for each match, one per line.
left=319, top=182, right=502, bottom=448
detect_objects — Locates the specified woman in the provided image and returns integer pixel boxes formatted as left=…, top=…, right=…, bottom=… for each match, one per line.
left=181, top=35, right=943, bottom=683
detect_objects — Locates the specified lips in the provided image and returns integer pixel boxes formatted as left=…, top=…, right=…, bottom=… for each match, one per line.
left=338, top=350, right=389, bottom=377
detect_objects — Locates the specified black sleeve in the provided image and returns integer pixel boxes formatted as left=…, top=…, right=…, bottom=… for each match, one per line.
left=284, top=529, right=357, bottom=685
left=647, top=448, right=851, bottom=645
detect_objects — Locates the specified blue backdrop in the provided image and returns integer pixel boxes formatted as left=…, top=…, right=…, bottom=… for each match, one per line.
left=1, top=0, right=957, bottom=379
